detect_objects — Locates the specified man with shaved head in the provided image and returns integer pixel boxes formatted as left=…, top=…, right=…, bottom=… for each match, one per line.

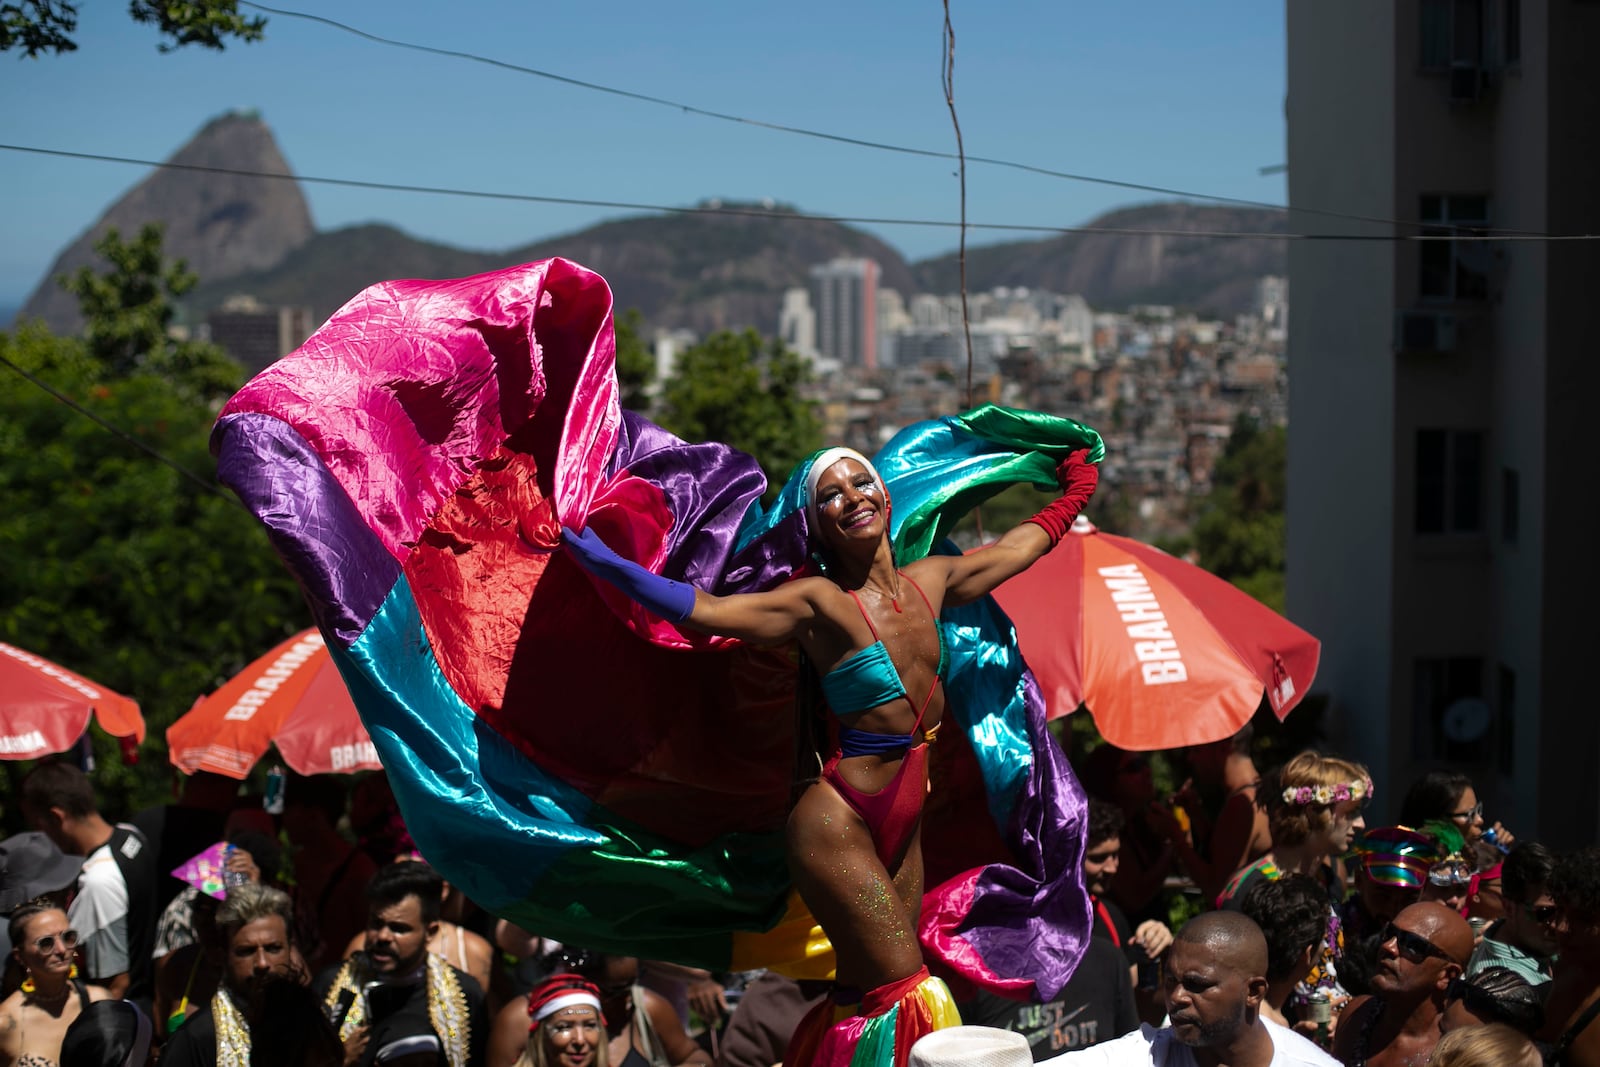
left=1041, top=911, right=1338, bottom=1065
left=1330, top=902, right=1473, bottom=1067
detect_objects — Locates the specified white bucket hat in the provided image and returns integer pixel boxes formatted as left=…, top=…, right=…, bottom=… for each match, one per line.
left=908, top=1026, right=1033, bottom=1067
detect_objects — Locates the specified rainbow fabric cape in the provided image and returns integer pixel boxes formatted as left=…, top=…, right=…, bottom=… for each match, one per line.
left=211, top=258, right=1098, bottom=1001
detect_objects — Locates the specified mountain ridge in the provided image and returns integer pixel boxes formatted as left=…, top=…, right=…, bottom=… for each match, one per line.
left=15, top=114, right=1287, bottom=338
left=18, top=112, right=315, bottom=334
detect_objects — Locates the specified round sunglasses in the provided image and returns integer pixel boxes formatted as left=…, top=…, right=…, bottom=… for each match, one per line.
left=27, top=929, right=80, bottom=954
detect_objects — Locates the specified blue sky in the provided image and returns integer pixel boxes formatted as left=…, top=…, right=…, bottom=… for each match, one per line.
left=0, top=0, right=1286, bottom=309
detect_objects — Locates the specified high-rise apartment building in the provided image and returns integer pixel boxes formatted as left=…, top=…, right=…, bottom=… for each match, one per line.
left=778, top=288, right=817, bottom=360
left=206, top=295, right=316, bottom=375
left=810, top=258, right=879, bottom=369
left=1286, top=1, right=1600, bottom=842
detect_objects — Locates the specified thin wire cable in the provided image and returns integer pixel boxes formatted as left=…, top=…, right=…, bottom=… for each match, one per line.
left=942, top=0, right=984, bottom=547
left=0, top=352, right=243, bottom=506
left=941, top=0, right=974, bottom=408
left=4, top=143, right=1594, bottom=242
left=237, top=1, right=1548, bottom=237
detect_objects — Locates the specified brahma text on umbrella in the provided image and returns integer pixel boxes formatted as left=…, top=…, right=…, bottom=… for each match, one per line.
left=329, top=742, right=378, bottom=772
left=1, top=643, right=103, bottom=699
left=224, top=633, right=326, bottom=721
left=0, top=729, right=47, bottom=754
left=1099, top=563, right=1187, bottom=685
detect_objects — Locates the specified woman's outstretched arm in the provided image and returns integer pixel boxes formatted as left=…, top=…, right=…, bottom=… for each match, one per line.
left=561, top=525, right=825, bottom=644
left=926, top=449, right=1099, bottom=607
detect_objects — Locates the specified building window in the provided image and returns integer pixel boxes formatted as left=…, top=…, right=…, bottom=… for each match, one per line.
left=1496, top=663, right=1515, bottom=775
left=1501, top=467, right=1519, bottom=544
left=1420, top=195, right=1490, bottom=301
left=1421, top=0, right=1484, bottom=69
left=1416, top=429, right=1485, bottom=534
left=1413, top=656, right=1487, bottom=762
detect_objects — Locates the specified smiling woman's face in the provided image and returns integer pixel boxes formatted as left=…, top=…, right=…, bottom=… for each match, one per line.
left=542, top=1005, right=602, bottom=1067
left=812, top=459, right=886, bottom=553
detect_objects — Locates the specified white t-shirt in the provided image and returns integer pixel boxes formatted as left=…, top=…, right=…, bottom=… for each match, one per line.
left=1040, top=1020, right=1340, bottom=1066
left=68, top=838, right=133, bottom=981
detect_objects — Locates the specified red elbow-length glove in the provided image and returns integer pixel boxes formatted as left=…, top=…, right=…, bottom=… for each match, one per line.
left=1024, top=449, right=1098, bottom=546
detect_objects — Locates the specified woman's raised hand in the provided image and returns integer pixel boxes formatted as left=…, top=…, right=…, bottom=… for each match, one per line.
left=560, top=526, right=698, bottom=622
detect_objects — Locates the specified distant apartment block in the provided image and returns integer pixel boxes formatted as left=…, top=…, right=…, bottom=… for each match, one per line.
left=809, top=257, right=879, bottom=369
left=1286, top=0, right=1600, bottom=842
left=778, top=288, right=817, bottom=360
left=206, top=295, right=315, bottom=375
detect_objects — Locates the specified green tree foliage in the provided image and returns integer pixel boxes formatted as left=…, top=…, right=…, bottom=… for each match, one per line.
left=656, top=329, right=822, bottom=493
left=0, top=234, right=305, bottom=823
left=1190, top=414, right=1287, bottom=612
left=612, top=308, right=653, bottom=414
left=61, top=225, right=241, bottom=404
left=2, top=0, right=264, bottom=58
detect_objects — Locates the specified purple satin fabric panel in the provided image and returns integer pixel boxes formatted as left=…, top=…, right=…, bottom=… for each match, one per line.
left=211, top=412, right=400, bottom=644
left=717, top=510, right=811, bottom=596
left=959, top=674, right=1093, bottom=1000
left=217, top=259, right=618, bottom=559
left=607, top=411, right=771, bottom=594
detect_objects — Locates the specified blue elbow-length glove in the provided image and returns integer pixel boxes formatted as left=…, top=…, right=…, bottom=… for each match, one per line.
left=560, top=526, right=698, bottom=623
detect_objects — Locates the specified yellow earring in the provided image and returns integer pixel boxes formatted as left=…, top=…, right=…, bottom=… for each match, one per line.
left=21, top=976, right=36, bottom=994
left=69, top=963, right=79, bottom=979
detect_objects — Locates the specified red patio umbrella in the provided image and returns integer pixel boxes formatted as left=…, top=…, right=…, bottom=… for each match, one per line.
left=167, top=629, right=380, bottom=778
left=0, top=642, right=144, bottom=760
left=990, top=516, right=1320, bottom=751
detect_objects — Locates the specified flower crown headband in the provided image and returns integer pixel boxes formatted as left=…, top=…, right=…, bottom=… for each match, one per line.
left=1281, top=778, right=1372, bottom=806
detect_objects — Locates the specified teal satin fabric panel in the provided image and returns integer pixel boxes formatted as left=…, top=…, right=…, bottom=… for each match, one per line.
left=332, top=577, right=791, bottom=965
left=878, top=404, right=1104, bottom=563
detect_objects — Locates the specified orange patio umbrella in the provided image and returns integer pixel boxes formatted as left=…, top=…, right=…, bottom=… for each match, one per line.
left=990, top=516, right=1320, bottom=751
left=0, top=642, right=145, bottom=760
left=167, top=629, right=381, bottom=778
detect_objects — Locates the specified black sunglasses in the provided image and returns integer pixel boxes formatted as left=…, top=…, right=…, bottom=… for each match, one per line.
left=1382, top=923, right=1455, bottom=964
left=1524, top=903, right=1560, bottom=925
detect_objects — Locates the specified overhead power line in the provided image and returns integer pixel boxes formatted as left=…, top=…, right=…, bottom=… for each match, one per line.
left=2, top=143, right=1594, bottom=242
left=0, top=352, right=243, bottom=506
left=238, top=1, right=1547, bottom=238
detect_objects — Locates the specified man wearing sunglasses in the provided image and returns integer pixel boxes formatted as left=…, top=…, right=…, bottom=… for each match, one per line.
left=1537, top=846, right=1600, bottom=1067
left=1466, top=843, right=1556, bottom=987
left=1330, top=902, right=1472, bottom=1067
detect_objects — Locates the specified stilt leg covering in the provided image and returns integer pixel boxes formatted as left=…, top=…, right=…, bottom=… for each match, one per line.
left=782, top=967, right=961, bottom=1067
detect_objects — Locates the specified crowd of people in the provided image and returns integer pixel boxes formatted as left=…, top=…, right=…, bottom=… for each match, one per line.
left=1, top=740, right=1595, bottom=1067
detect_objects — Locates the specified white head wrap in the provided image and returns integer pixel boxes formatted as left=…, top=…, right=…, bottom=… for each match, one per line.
left=803, top=447, right=887, bottom=540
left=532, top=989, right=604, bottom=1023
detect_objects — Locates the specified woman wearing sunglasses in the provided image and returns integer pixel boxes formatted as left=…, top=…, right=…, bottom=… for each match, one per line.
left=0, top=903, right=110, bottom=1067
left=1399, top=771, right=1517, bottom=857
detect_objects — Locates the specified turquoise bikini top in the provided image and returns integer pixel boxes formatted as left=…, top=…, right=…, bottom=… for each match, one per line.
left=821, top=641, right=907, bottom=714
left=819, top=575, right=948, bottom=716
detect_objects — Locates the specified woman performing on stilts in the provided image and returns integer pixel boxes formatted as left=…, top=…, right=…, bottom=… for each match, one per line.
left=560, top=445, right=1097, bottom=1064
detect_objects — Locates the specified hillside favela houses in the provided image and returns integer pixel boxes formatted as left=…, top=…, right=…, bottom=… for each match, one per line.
left=198, top=257, right=1289, bottom=552
left=769, top=260, right=1288, bottom=548
left=14, top=111, right=1290, bottom=559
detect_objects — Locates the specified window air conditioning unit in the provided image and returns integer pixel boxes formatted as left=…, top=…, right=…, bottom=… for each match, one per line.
left=1449, top=60, right=1484, bottom=102
left=1395, top=310, right=1458, bottom=353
